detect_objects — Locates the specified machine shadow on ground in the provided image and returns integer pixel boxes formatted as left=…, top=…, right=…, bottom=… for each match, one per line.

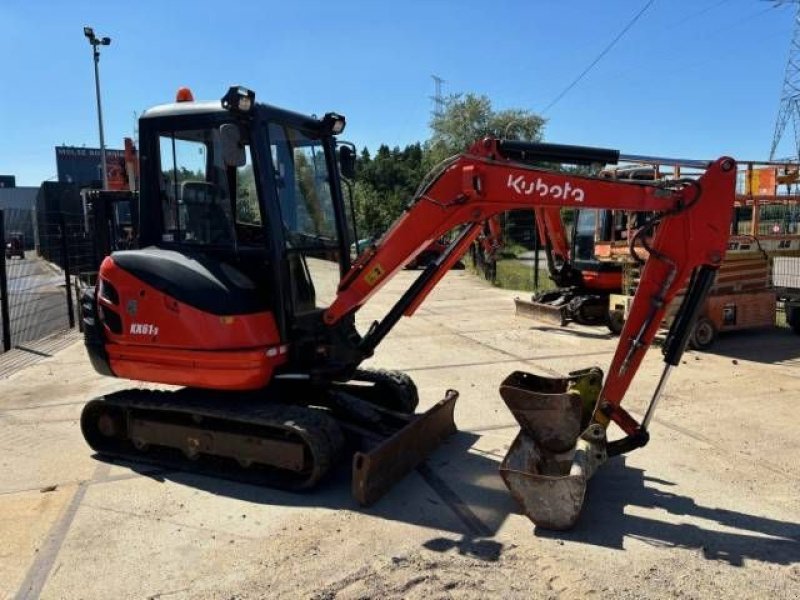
left=706, top=328, right=800, bottom=364
left=90, top=429, right=517, bottom=541
left=535, top=457, right=800, bottom=567
left=527, top=325, right=615, bottom=340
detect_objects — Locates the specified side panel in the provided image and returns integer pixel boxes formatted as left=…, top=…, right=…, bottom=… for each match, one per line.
left=106, top=344, right=287, bottom=390
left=704, top=290, right=776, bottom=332
left=95, top=257, right=287, bottom=390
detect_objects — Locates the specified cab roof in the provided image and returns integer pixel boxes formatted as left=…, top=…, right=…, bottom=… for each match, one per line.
left=140, top=101, right=226, bottom=119
left=139, top=98, right=327, bottom=134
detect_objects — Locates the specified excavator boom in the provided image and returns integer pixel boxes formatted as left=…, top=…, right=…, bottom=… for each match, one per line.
left=324, top=138, right=735, bottom=527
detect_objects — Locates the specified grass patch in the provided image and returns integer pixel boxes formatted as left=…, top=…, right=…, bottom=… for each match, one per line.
left=466, top=255, right=556, bottom=293
left=495, top=260, right=556, bottom=292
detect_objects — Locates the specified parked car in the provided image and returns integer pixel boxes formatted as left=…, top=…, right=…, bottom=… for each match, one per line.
left=4, top=233, right=24, bottom=260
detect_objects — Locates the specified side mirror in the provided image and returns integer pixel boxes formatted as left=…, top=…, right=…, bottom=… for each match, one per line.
left=339, top=145, right=356, bottom=180
left=220, top=124, right=246, bottom=167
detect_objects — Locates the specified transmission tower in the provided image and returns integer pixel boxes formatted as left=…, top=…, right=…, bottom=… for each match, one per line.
left=430, top=75, right=445, bottom=119
left=770, top=1, right=800, bottom=160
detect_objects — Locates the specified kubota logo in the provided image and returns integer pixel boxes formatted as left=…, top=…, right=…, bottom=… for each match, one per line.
left=507, top=174, right=585, bottom=202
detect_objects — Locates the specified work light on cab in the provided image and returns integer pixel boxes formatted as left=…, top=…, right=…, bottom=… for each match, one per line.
left=322, top=112, right=346, bottom=135
left=221, top=86, right=256, bottom=113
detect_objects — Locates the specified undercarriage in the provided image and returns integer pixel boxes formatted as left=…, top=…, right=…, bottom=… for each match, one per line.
left=81, top=368, right=457, bottom=504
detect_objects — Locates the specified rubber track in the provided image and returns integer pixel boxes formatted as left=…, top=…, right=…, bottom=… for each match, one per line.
left=82, top=388, right=344, bottom=490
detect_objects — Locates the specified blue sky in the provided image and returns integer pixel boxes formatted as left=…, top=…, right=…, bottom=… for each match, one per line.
left=0, top=0, right=795, bottom=186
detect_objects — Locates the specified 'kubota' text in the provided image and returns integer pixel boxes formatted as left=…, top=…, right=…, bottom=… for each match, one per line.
left=507, top=175, right=585, bottom=202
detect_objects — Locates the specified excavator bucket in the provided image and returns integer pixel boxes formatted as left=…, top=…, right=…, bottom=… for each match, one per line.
left=499, top=369, right=607, bottom=530
left=351, top=390, right=458, bottom=505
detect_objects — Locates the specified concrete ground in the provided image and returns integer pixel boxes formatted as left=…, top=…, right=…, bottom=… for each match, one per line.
left=1, top=270, right=799, bottom=599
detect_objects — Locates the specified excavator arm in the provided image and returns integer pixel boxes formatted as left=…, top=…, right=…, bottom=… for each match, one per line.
left=324, top=138, right=735, bottom=528
left=533, top=207, right=576, bottom=283
left=326, top=138, right=733, bottom=429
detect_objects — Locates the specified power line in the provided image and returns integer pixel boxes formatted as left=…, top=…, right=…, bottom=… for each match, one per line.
left=541, top=0, right=657, bottom=115
left=666, top=0, right=728, bottom=31
left=588, top=4, right=778, bottom=88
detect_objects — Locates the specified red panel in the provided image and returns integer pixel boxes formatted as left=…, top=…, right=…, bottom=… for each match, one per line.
left=97, top=257, right=286, bottom=390
left=581, top=270, right=622, bottom=292
left=98, top=257, right=281, bottom=350
left=107, top=344, right=286, bottom=390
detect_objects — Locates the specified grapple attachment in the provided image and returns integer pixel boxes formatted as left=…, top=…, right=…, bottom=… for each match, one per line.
left=499, top=368, right=607, bottom=530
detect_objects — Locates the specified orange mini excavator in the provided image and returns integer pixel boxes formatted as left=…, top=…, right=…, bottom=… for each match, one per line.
left=81, top=86, right=735, bottom=528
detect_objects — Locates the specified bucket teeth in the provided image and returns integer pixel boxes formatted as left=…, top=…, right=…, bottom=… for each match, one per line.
left=498, top=369, right=607, bottom=530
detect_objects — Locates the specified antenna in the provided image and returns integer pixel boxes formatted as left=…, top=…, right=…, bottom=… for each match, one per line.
left=770, top=1, right=800, bottom=160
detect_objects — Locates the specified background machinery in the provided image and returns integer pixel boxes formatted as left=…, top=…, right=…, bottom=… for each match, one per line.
left=513, top=164, right=655, bottom=330
left=81, top=86, right=736, bottom=528
left=515, top=159, right=800, bottom=348
left=606, top=159, right=800, bottom=347
left=4, top=232, right=25, bottom=260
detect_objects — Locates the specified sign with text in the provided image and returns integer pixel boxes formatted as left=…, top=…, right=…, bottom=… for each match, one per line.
left=55, top=146, right=127, bottom=190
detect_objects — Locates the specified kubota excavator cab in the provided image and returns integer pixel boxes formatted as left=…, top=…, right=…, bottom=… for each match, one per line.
left=81, top=86, right=457, bottom=502
left=85, top=86, right=362, bottom=386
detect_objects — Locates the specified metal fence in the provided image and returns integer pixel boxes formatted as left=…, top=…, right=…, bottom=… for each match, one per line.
left=773, top=256, right=800, bottom=331
left=0, top=208, right=99, bottom=353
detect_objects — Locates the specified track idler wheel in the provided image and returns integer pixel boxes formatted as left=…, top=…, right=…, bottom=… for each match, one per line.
left=499, top=368, right=607, bottom=530
left=81, top=398, right=128, bottom=453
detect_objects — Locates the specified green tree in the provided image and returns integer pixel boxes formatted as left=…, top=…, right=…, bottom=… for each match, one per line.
left=352, top=142, right=426, bottom=236
left=427, top=93, right=546, bottom=165
left=349, top=92, right=546, bottom=239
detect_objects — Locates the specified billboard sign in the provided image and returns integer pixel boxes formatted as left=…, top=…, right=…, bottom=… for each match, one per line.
left=744, top=167, right=777, bottom=196
left=55, top=146, right=128, bottom=190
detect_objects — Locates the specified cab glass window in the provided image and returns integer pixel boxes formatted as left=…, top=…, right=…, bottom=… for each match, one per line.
left=268, top=122, right=340, bottom=311
left=157, top=128, right=264, bottom=246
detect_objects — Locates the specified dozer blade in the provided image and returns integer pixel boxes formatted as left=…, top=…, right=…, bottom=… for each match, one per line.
left=498, top=369, right=606, bottom=530
left=352, top=389, right=458, bottom=505
left=514, top=297, right=568, bottom=326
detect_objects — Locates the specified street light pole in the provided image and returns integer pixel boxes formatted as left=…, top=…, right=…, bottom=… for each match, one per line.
left=84, top=26, right=111, bottom=190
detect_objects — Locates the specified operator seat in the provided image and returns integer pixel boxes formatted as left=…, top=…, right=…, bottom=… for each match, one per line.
left=180, top=181, right=234, bottom=244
